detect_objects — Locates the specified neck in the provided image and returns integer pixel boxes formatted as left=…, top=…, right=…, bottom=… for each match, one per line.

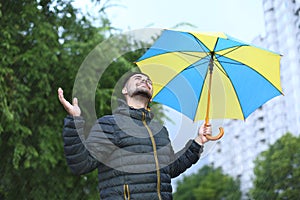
left=126, top=95, right=149, bottom=109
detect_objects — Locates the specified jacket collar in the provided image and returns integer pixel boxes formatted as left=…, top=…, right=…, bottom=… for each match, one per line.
left=113, top=99, right=154, bottom=122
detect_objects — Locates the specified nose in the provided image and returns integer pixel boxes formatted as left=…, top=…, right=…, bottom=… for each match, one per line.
left=143, top=79, right=152, bottom=87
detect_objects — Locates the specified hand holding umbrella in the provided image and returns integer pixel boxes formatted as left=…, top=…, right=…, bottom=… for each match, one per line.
left=195, top=123, right=212, bottom=145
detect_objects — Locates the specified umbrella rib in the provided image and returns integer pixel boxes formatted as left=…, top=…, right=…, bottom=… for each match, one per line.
left=189, top=33, right=212, bottom=57
left=214, top=53, right=283, bottom=120
left=239, top=64, right=284, bottom=95
left=212, top=45, right=248, bottom=81
left=189, top=45, right=250, bottom=121
left=179, top=51, right=209, bottom=59
left=215, top=45, right=283, bottom=96
left=136, top=50, right=208, bottom=62
left=213, top=60, right=246, bottom=120
left=211, top=45, right=246, bottom=120
left=179, top=34, right=216, bottom=121
left=216, top=45, right=246, bottom=58
left=199, top=45, right=247, bottom=79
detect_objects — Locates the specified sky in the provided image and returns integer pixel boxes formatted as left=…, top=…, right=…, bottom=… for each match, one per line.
left=74, top=0, right=266, bottom=43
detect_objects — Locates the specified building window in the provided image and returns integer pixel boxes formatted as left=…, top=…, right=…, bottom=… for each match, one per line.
left=259, top=128, right=265, bottom=133
left=260, top=139, right=266, bottom=143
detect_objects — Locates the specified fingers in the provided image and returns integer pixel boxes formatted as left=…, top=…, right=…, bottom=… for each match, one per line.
left=58, top=88, right=78, bottom=106
left=72, top=97, right=78, bottom=107
left=58, top=88, right=69, bottom=106
left=57, top=87, right=72, bottom=110
left=204, top=124, right=212, bottom=135
left=57, top=87, right=81, bottom=116
left=199, top=123, right=212, bottom=136
left=58, top=87, right=65, bottom=102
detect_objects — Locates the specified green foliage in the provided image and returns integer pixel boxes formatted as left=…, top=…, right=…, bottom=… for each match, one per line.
left=249, top=133, right=300, bottom=200
left=1, top=0, right=165, bottom=198
left=0, top=0, right=148, bottom=199
left=173, top=165, right=242, bottom=200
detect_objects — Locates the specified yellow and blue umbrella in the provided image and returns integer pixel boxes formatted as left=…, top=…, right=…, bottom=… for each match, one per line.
left=135, top=29, right=283, bottom=140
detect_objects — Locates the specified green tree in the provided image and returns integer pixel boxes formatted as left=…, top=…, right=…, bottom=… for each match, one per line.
left=249, top=133, right=300, bottom=200
left=0, top=0, right=130, bottom=199
left=174, top=165, right=242, bottom=200
left=0, top=0, right=164, bottom=198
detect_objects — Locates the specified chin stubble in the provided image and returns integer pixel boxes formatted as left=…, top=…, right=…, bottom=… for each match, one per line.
left=132, top=90, right=152, bottom=99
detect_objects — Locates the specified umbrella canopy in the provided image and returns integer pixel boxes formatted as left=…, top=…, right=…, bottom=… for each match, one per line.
left=135, top=29, right=283, bottom=139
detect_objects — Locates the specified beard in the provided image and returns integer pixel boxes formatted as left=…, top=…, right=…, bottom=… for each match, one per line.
left=132, top=88, right=152, bottom=99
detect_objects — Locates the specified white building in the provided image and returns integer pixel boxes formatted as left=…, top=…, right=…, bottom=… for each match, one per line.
left=206, top=0, right=300, bottom=198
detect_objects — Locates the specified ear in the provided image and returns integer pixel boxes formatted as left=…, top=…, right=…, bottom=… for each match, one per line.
left=122, top=87, right=127, bottom=95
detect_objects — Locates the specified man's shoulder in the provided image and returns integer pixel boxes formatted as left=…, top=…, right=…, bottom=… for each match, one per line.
left=97, top=115, right=116, bottom=125
left=90, top=115, right=116, bottom=134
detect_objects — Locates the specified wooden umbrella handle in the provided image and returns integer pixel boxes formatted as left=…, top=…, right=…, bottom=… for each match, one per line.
left=204, top=126, right=224, bottom=141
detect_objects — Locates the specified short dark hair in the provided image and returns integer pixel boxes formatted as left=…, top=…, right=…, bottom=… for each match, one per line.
left=122, top=72, right=150, bottom=88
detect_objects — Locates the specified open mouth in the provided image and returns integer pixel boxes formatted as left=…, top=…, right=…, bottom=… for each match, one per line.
left=138, top=83, right=150, bottom=90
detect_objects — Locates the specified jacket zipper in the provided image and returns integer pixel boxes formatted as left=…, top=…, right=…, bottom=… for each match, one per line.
left=142, top=112, right=162, bottom=200
left=123, top=184, right=130, bottom=200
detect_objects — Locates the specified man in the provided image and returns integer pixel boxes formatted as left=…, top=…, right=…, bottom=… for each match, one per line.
left=58, top=72, right=211, bottom=200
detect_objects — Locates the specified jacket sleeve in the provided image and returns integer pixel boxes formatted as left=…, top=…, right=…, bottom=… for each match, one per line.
left=63, top=115, right=99, bottom=175
left=167, top=139, right=203, bottom=178
left=84, top=116, right=117, bottom=163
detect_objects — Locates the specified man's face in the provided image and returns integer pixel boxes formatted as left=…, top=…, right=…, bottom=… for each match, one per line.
left=123, top=74, right=153, bottom=99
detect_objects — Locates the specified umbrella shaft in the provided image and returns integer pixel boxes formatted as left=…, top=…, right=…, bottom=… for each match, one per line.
left=205, top=58, right=214, bottom=125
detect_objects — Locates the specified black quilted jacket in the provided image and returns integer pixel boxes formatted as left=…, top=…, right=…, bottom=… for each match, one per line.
left=63, top=102, right=203, bottom=200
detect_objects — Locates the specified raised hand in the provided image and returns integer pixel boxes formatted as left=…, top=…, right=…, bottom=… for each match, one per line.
left=58, top=87, right=81, bottom=116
